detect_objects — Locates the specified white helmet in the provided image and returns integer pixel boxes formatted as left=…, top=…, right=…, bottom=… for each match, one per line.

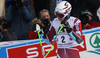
left=54, top=1, right=72, bottom=18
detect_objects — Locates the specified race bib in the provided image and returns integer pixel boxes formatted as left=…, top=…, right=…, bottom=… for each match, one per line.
left=57, top=35, right=78, bottom=48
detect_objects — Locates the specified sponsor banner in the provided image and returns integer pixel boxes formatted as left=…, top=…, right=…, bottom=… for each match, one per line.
left=0, top=39, right=57, bottom=58
left=79, top=27, right=100, bottom=58
left=1, top=27, right=100, bottom=58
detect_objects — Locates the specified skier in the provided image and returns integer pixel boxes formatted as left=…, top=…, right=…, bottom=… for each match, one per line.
left=46, top=1, right=84, bottom=58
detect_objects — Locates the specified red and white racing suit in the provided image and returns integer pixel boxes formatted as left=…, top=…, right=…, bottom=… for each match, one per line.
left=47, top=16, right=83, bottom=58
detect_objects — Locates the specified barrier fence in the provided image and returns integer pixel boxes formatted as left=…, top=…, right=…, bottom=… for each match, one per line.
left=0, top=27, right=100, bottom=58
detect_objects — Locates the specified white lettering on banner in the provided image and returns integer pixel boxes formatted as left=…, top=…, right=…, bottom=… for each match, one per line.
left=26, top=47, right=39, bottom=58
left=26, top=45, right=56, bottom=58
left=43, top=45, right=54, bottom=55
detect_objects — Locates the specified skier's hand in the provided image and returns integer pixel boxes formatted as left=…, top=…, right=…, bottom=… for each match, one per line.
left=34, top=24, right=42, bottom=34
left=61, top=20, right=70, bottom=27
left=66, top=27, right=72, bottom=33
left=61, top=20, right=72, bottom=33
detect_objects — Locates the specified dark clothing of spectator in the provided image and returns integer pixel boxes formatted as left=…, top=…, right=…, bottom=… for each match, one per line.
left=6, top=2, right=34, bottom=40
left=65, top=0, right=100, bottom=22
left=0, top=28, right=17, bottom=41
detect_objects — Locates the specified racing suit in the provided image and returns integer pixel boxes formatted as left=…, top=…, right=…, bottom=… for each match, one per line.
left=47, top=16, right=83, bottom=58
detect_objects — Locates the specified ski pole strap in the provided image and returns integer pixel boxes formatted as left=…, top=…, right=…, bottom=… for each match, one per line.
left=44, top=25, right=64, bottom=58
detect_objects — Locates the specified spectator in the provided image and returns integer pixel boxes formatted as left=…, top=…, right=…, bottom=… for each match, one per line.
left=85, top=12, right=100, bottom=28
left=6, top=0, right=34, bottom=40
left=0, top=16, right=17, bottom=41
left=46, top=1, right=84, bottom=58
left=79, top=14, right=93, bottom=30
left=31, top=9, right=51, bottom=26
left=79, top=12, right=100, bottom=30
left=38, top=9, right=51, bottom=37
left=29, top=9, right=51, bottom=39
left=29, top=18, right=50, bottom=39
left=39, top=9, right=51, bottom=22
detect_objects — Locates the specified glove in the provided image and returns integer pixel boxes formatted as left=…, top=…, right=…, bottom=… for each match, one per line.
left=61, top=20, right=72, bottom=33
left=32, top=24, right=42, bottom=34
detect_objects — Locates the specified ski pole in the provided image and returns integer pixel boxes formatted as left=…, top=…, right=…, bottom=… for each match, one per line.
left=37, top=31, right=45, bottom=57
left=44, top=25, right=64, bottom=58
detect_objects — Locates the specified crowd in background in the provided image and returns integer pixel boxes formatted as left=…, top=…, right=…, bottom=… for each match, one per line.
left=0, top=0, right=100, bottom=41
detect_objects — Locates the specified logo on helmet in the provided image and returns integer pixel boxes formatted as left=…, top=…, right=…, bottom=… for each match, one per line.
left=65, top=7, right=71, bottom=13
left=63, top=2, right=68, bottom=9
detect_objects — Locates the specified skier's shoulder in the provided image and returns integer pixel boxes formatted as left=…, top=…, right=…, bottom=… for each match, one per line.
left=51, top=18, right=59, bottom=24
left=68, top=16, right=81, bottom=23
left=52, top=18, right=59, bottom=21
left=69, top=16, right=79, bottom=20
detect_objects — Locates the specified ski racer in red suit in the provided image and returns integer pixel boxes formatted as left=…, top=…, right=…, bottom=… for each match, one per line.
left=46, top=1, right=84, bottom=58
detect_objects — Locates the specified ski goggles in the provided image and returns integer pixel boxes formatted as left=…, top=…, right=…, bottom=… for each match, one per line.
left=55, top=12, right=65, bottom=18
